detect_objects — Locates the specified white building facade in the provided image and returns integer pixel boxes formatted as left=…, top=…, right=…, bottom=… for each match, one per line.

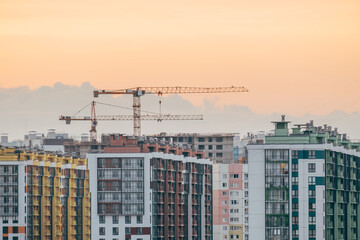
left=88, top=150, right=213, bottom=240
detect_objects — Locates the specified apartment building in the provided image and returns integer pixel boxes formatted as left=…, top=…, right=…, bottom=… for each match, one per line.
left=87, top=134, right=213, bottom=240
left=248, top=116, right=360, bottom=240
left=213, top=163, right=244, bottom=240
left=151, top=133, right=238, bottom=163
left=0, top=148, right=91, bottom=240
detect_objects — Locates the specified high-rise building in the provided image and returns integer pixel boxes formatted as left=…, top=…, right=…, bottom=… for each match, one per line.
left=213, top=163, right=244, bottom=240
left=87, top=134, right=213, bottom=240
left=248, top=116, right=360, bottom=240
left=0, top=148, right=91, bottom=240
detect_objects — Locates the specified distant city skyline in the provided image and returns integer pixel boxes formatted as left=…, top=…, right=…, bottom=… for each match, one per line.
left=1, top=82, right=360, bottom=141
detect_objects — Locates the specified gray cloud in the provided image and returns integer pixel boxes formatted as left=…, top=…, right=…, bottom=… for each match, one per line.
left=1, top=82, right=360, bottom=141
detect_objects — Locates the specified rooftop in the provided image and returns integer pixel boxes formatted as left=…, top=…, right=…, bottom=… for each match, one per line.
left=266, top=115, right=360, bottom=151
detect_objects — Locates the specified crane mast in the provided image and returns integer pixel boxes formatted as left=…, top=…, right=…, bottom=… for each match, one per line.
left=94, top=86, right=249, bottom=136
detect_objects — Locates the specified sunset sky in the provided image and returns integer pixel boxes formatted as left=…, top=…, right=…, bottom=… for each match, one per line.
left=1, top=0, right=360, bottom=116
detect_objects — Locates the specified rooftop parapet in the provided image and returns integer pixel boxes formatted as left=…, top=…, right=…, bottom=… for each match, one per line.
left=266, top=115, right=359, bottom=150
left=0, top=147, right=87, bottom=166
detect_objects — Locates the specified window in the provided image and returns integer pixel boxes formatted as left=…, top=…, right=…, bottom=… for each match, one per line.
left=112, top=170, right=119, bottom=178
left=208, top=138, right=213, bottom=142
left=244, top=173, right=248, bottom=180
left=113, top=227, right=119, bottom=235
left=230, top=200, right=239, bottom=205
left=198, top=137, right=205, bottom=142
left=222, top=218, right=227, bottom=222
left=13, top=227, right=18, bottom=233
left=222, top=174, right=227, bottom=179
left=216, top=137, right=223, bottom=142
left=223, top=226, right=228, bottom=231
left=125, top=227, right=130, bottom=235
left=98, top=182, right=105, bottom=191
left=113, top=216, right=119, bottom=224
left=216, top=153, right=223, bottom=157
left=308, top=163, right=316, bottom=173
left=222, top=200, right=227, bottom=205
left=309, top=150, right=315, bottom=159
left=292, top=203, right=298, bottom=211
left=125, top=216, right=131, bottom=224
left=223, top=191, right=227, bottom=196
left=198, top=145, right=205, bottom=150
left=99, top=159, right=105, bottom=168
left=292, top=150, right=299, bottom=158
left=309, top=216, right=316, bottom=224
left=216, top=145, right=223, bottom=150
left=112, top=158, right=119, bottom=167
left=99, top=227, right=105, bottom=235
left=137, top=215, right=143, bottom=224
left=309, top=229, right=316, bottom=238
left=309, top=189, right=316, bottom=198
left=309, top=203, right=316, bottom=212
left=230, top=208, right=239, bottom=213
left=208, top=153, right=213, bottom=158
left=292, top=216, right=299, bottom=224
left=292, top=176, right=298, bottom=184
left=223, top=209, right=227, bottom=213
left=208, top=145, right=213, bottom=150
left=292, top=190, right=298, bottom=197
left=230, top=174, right=239, bottom=179
left=98, top=205, right=105, bottom=214
left=112, top=181, right=119, bottom=191
left=222, top=183, right=227, bottom=188
left=3, top=227, right=8, bottom=234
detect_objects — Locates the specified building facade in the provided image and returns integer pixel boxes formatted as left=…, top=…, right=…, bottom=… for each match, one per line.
left=248, top=116, right=360, bottom=240
left=213, top=163, right=244, bottom=240
left=0, top=148, right=90, bottom=240
left=88, top=134, right=213, bottom=240
left=151, top=133, right=238, bottom=163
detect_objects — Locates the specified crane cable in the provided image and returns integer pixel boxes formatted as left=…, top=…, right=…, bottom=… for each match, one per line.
left=69, top=101, right=161, bottom=117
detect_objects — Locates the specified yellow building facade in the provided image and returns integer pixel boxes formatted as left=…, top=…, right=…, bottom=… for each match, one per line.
left=0, top=148, right=90, bottom=240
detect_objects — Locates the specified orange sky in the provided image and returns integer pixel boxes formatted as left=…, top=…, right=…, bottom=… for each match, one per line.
left=1, top=0, right=360, bottom=115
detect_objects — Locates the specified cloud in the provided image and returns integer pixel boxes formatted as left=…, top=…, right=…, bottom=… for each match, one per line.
left=1, top=82, right=360, bottom=141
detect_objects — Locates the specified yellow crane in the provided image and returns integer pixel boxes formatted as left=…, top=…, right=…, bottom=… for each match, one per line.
left=94, top=86, right=249, bottom=136
left=59, top=101, right=203, bottom=142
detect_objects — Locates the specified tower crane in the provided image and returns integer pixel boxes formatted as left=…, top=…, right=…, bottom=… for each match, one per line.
left=59, top=101, right=203, bottom=142
left=94, top=86, right=249, bottom=136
